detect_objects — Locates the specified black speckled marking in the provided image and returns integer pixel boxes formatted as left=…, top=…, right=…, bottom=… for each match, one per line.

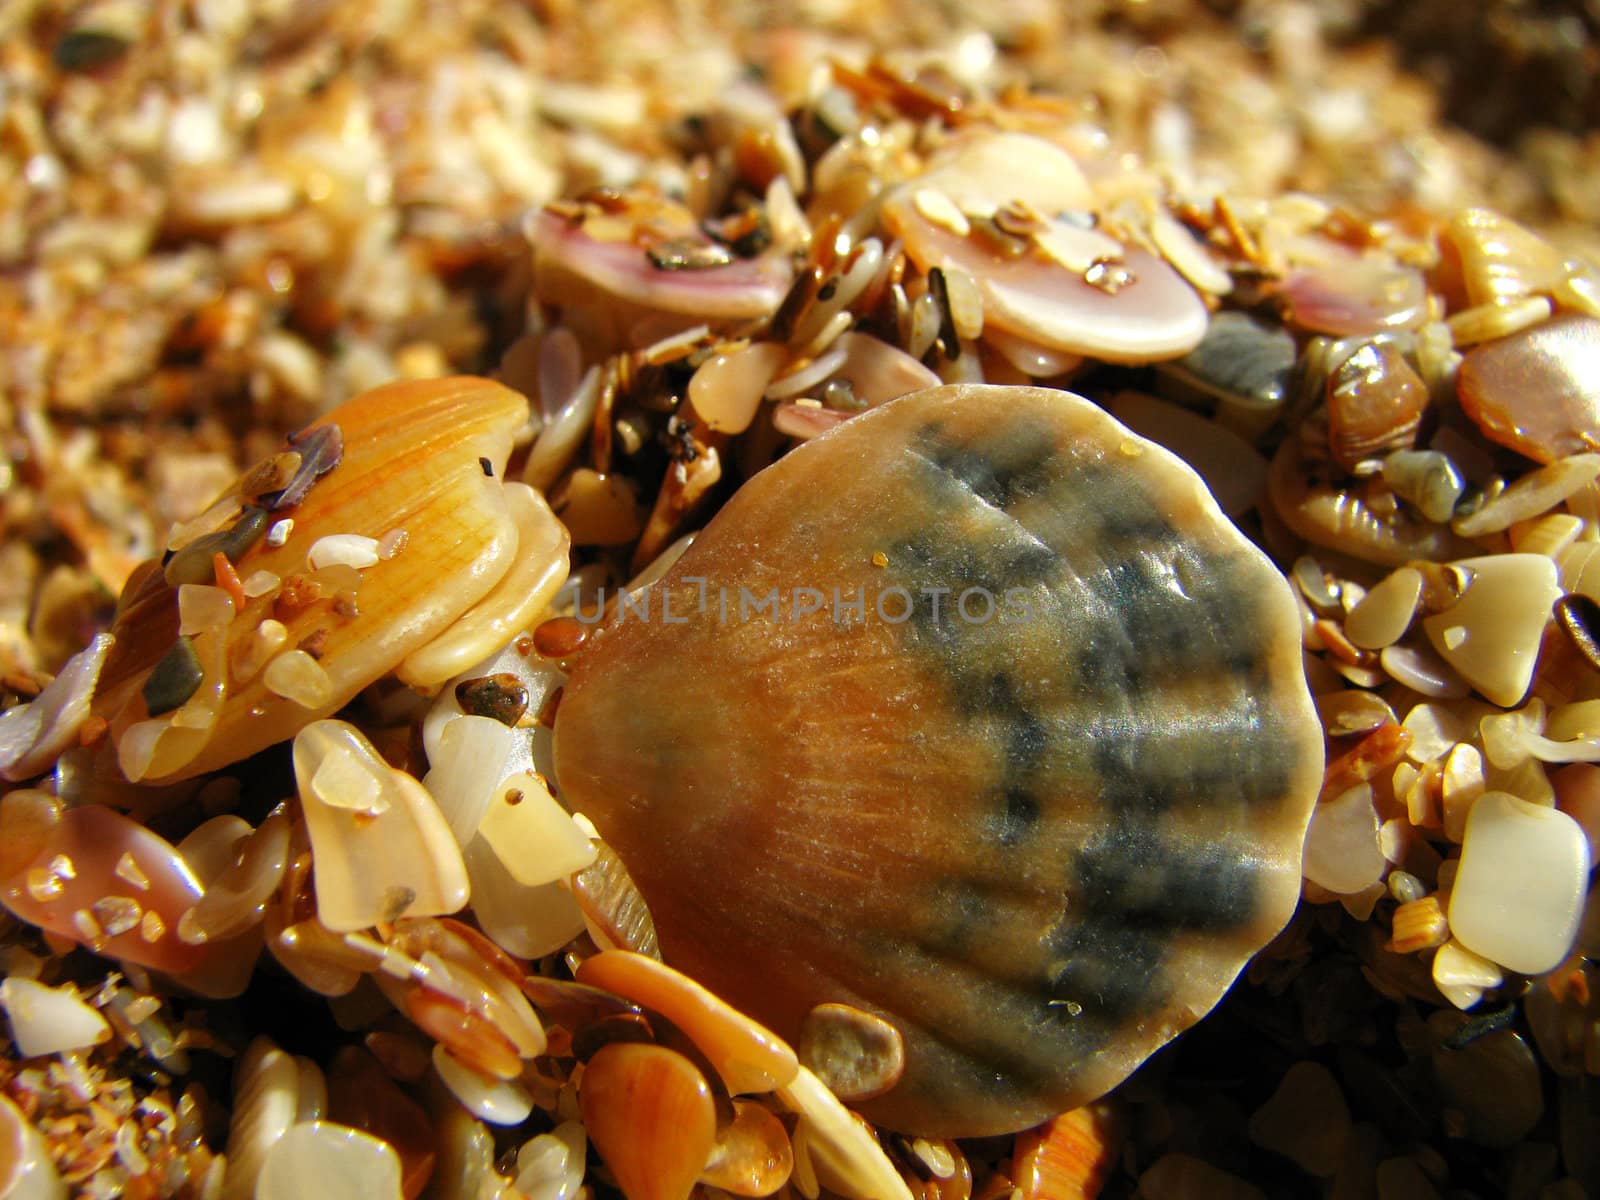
left=1047, top=920, right=1170, bottom=1022
left=1073, top=826, right=1260, bottom=931
left=1086, top=706, right=1295, bottom=814
left=981, top=787, right=1041, bottom=848
left=915, top=420, right=1060, bottom=512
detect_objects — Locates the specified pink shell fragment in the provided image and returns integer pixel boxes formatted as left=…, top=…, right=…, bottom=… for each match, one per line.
left=0, top=805, right=207, bottom=974
left=528, top=210, right=792, bottom=321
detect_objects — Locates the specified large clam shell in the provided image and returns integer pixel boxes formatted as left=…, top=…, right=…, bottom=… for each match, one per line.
left=554, top=383, right=1323, bottom=1137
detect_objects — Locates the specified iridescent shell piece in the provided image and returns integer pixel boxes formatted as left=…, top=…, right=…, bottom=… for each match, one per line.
left=554, top=383, right=1324, bottom=1137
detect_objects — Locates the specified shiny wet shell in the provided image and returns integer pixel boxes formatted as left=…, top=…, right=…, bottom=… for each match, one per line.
left=553, top=383, right=1324, bottom=1137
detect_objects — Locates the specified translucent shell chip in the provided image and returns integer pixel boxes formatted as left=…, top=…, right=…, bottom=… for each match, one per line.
left=554, top=383, right=1324, bottom=1136
left=880, top=132, right=1208, bottom=363
left=92, top=378, right=558, bottom=783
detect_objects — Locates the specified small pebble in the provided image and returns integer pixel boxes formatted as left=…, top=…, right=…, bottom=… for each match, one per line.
left=1247, top=1061, right=1351, bottom=1178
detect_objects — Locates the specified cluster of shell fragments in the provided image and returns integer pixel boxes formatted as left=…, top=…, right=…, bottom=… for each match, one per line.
left=5, top=3, right=1600, bottom=1200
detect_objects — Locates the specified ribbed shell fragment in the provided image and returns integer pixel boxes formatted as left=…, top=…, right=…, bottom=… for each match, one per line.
left=554, top=383, right=1323, bottom=1136
left=91, top=377, right=563, bottom=784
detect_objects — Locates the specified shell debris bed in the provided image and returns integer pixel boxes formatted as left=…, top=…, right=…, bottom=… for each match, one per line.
left=2, top=3, right=1600, bottom=1200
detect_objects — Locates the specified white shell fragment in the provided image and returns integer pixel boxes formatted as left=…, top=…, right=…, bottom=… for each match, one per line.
left=1432, top=939, right=1505, bottom=1011
left=306, top=533, right=382, bottom=571
left=462, top=838, right=588, bottom=959
left=1422, top=555, right=1563, bottom=707
left=1448, top=791, right=1591, bottom=975
left=255, top=1121, right=403, bottom=1200
left=779, top=1065, right=914, bottom=1200
left=294, top=720, right=469, bottom=932
left=1301, top=785, right=1386, bottom=895
left=421, top=715, right=516, bottom=845
left=0, top=1092, right=65, bottom=1200
left=0, top=633, right=113, bottom=782
left=220, top=1037, right=302, bottom=1200
left=432, top=1044, right=535, bottom=1126
left=0, top=977, right=111, bottom=1057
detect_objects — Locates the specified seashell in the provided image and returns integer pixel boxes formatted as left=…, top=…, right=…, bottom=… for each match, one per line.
left=701, top=1098, right=795, bottom=1196
left=1011, top=1102, right=1123, bottom=1200
left=689, top=342, right=789, bottom=435
left=1457, top=314, right=1600, bottom=465
left=461, top=840, right=587, bottom=960
left=881, top=132, right=1206, bottom=363
left=1158, top=310, right=1296, bottom=420
left=554, top=383, right=1323, bottom=1135
left=1387, top=895, right=1449, bottom=954
left=569, top=842, right=660, bottom=957
left=1344, top=566, right=1423, bottom=650
left=1381, top=450, right=1465, bottom=526
left=0, top=802, right=212, bottom=974
left=1431, top=939, right=1503, bottom=1011
left=1421, top=554, right=1563, bottom=708
left=326, top=1046, right=437, bottom=1200
left=1441, top=208, right=1571, bottom=310
left=1445, top=295, right=1553, bottom=347
left=221, top=1037, right=307, bottom=1200
left=430, top=1044, right=533, bottom=1126
left=1108, top=391, right=1268, bottom=517
left=577, top=950, right=798, bottom=1096
left=578, top=1042, right=717, bottom=1200
left=1455, top=453, right=1600, bottom=539
left=0, top=976, right=111, bottom=1057
left=1448, top=792, right=1589, bottom=976
left=293, top=720, right=469, bottom=932
left=0, top=632, right=113, bottom=782
left=781, top=1064, right=913, bottom=1200
left=1324, top=342, right=1428, bottom=472
left=528, top=206, right=792, bottom=351
left=177, top=802, right=290, bottom=945
left=1281, top=255, right=1428, bottom=338
left=94, top=377, right=556, bottom=783
left=377, top=918, right=546, bottom=1080
left=1428, top=1010, right=1544, bottom=1149
left=254, top=1121, right=404, bottom=1200
left=0, top=789, right=63, bottom=880
left=513, top=1120, right=587, bottom=1200
left=1268, top=440, right=1475, bottom=567
left=417, top=1074, right=499, bottom=1200
left=1301, top=785, right=1385, bottom=896
left=822, top=331, right=943, bottom=410
left=0, top=1091, right=65, bottom=1199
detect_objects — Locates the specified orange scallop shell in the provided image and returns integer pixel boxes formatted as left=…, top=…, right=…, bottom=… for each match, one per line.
left=554, top=383, right=1323, bottom=1136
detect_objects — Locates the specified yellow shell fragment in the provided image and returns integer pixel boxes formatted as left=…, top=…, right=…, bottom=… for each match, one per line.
left=397, top=483, right=570, bottom=688
left=475, top=772, right=597, bottom=887
left=293, top=720, right=469, bottom=932
left=95, top=377, right=531, bottom=783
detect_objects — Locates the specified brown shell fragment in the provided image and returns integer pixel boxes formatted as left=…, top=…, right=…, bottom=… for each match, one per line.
left=1325, top=342, right=1428, bottom=472
left=554, top=383, right=1324, bottom=1136
left=1458, top=314, right=1600, bottom=464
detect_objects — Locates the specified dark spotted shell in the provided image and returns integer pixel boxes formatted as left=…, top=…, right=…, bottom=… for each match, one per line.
left=553, top=383, right=1323, bottom=1137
